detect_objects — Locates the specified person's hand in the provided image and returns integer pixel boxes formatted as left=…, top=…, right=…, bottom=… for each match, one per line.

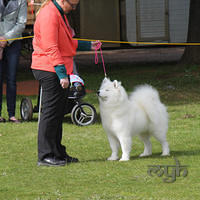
left=0, top=36, right=7, bottom=48
left=91, top=40, right=102, bottom=51
left=60, top=77, right=69, bottom=89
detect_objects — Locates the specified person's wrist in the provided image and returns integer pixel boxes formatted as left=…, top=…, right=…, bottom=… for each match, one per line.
left=54, top=64, right=67, bottom=80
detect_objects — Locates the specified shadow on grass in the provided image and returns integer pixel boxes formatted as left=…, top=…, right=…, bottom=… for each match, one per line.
left=130, top=153, right=164, bottom=161
left=170, top=150, right=200, bottom=157
left=20, top=118, right=38, bottom=123
left=81, top=158, right=107, bottom=163
left=67, top=149, right=200, bottom=163
left=130, top=149, right=200, bottom=161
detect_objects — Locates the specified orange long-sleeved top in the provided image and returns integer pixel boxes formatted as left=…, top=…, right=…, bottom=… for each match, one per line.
left=31, top=1, right=78, bottom=74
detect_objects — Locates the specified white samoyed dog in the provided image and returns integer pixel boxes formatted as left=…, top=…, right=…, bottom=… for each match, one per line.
left=97, top=78, right=170, bottom=161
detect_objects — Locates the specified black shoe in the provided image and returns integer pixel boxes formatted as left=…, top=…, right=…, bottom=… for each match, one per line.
left=65, top=155, right=79, bottom=163
left=38, top=157, right=66, bottom=166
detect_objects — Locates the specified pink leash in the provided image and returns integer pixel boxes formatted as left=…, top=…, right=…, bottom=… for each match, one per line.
left=95, top=43, right=107, bottom=77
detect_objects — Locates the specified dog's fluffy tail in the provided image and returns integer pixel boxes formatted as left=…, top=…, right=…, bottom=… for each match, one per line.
left=130, top=85, right=168, bottom=127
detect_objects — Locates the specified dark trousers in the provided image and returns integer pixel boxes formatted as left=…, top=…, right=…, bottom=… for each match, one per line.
left=32, top=69, right=69, bottom=161
left=0, top=40, right=21, bottom=117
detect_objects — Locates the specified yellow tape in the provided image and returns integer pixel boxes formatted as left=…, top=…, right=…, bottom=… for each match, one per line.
left=0, top=36, right=34, bottom=42
left=74, top=38, right=200, bottom=46
left=1, top=35, right=200, bottom=46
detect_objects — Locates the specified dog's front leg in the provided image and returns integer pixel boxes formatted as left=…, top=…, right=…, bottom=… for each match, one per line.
left=119, top=135, right=132, bottom=161
left=107, top=134, right=120, bottom=161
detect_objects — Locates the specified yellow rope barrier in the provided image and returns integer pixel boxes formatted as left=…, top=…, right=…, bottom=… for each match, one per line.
left=0, top=36, right=34, bottom=42
left=74, top=38, right=200, bottom=46
left=1, top=35, right=200, bottom=46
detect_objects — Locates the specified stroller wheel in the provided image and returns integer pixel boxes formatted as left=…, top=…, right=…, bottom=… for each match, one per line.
left=71, top=103, right=97, bottom=126
left=20, top=97, right=33, bottom=121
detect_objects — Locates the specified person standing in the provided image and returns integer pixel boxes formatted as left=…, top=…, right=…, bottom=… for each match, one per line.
left=31, top=0, right=100, bottom=166
left=0, top=0, right=27, bottom=123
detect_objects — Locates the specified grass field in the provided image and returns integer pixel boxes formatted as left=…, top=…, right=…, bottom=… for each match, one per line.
left=0, top=62, right=200, bottom=199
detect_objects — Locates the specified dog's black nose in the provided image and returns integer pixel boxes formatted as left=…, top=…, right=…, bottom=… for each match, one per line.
left=97, top=91, right=100, bottom=96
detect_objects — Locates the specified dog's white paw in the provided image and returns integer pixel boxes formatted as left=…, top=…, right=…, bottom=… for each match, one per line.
left=139, top=152, right=152, bottom=157
left=119, top=157, right=129, bottom=162
left=107, top=156, right=118, bottom=161
left=161, top=152, right=170, bottom=156
left=119, top=153, right=130, bottom=161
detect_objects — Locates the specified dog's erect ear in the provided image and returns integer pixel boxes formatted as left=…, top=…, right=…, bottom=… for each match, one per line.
left=113, top=80, right=121, bottom=88
left=103, top=77, right=110, bottom=83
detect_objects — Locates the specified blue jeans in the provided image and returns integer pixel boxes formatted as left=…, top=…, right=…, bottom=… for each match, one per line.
left=0, top=40, right=21, bottom=118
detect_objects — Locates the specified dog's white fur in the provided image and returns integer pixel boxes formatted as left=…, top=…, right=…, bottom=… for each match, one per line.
left=98, top=78, right=170, bottom=161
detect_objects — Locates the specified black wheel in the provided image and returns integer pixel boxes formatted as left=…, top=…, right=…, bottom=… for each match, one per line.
left=20, top=98, right=33, bottom=121
left=71, top=103, right=97, bottom=126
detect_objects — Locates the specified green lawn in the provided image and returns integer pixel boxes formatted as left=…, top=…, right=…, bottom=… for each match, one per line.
left=0, top=63, right=200, bottom=199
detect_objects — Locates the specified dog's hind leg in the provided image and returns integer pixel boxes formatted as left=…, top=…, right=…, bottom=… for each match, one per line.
left=107, top=134, right=120, bottom=161
left=153, top=133, right=170, bottom=156
left=118, top=135, right=132, bottom=161
left=161, top=141, right=170, bottom=156
left=139, top=133, right=152, bottom=157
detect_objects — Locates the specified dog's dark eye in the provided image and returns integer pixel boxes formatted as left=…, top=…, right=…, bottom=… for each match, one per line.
left=106, top=89, right=109, bottom=92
